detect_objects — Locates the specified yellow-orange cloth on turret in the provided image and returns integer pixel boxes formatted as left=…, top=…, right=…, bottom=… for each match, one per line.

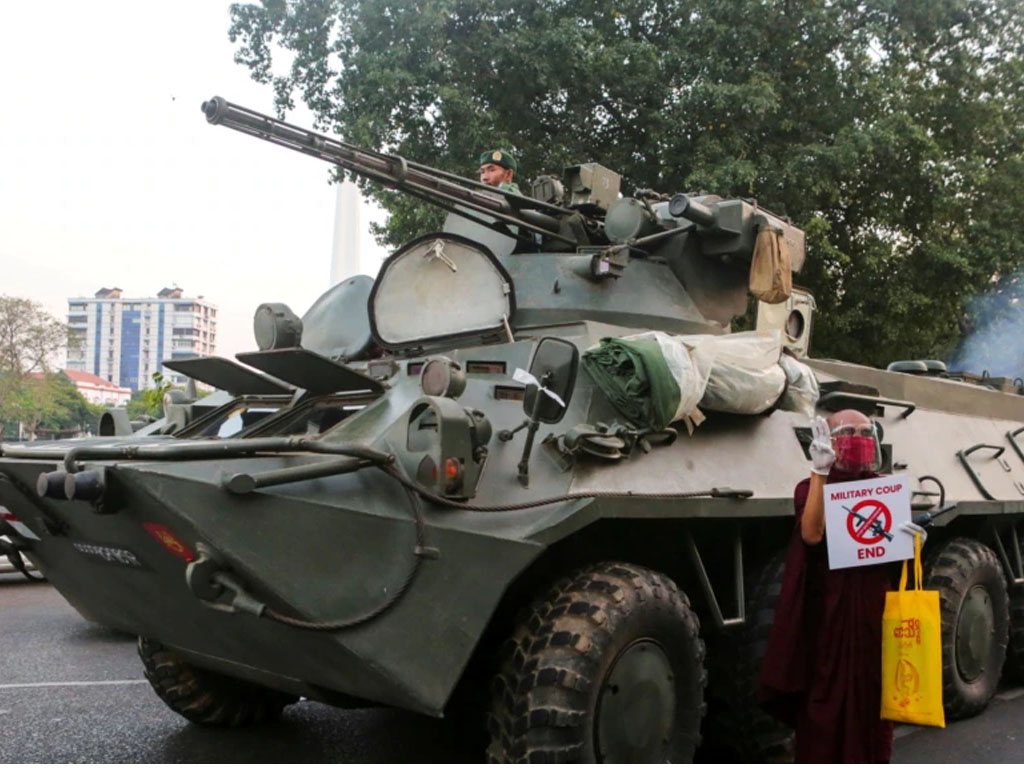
left=749, top=226, right=792, bottom=304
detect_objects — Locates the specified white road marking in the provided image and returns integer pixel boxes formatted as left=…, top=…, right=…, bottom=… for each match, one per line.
left=0, top=679, right=148, bottom=690
left=995, top=687, right=1024, bottom=701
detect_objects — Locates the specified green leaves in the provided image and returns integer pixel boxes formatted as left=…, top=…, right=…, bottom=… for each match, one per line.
left=128, top=372, right=173, bottom=421
left=229, top=0, right=1024, bottom=369
left=0, top=295, right=71, bottom=437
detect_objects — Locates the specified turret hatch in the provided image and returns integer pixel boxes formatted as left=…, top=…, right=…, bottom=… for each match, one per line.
left=368, top=233, right=516, bottom=354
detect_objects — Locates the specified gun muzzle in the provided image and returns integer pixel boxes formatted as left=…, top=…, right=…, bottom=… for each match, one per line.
left=668, top=194, right=716, bottom=227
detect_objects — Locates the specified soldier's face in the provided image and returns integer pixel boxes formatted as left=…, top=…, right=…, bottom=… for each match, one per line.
left=479, top=163, right=513, bottom=187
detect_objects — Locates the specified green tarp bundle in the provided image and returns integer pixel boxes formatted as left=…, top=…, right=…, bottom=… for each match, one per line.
left=581, top=336, right=683, bottom=431
left=582, top=330, right=814, bottom=432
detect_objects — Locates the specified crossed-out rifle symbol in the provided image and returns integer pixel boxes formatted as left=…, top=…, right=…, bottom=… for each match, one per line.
left=844, top=504, right=894, bottom=542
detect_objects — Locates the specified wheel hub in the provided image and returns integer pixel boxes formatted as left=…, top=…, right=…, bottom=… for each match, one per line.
left=956, top=584, right=996, bottom=682
left=596, top=640, right=676, bottom=762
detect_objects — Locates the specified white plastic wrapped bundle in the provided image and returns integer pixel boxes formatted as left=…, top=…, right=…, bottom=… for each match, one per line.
left=621, top=331, right=716, bottom=423
left=779, top=354, right=820, bottom=416
left=589, top=328, right=815, bottom=428
left=699, top=331, right=787, bottom=414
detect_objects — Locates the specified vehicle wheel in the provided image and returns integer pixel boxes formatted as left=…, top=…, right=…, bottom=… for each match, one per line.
left=1006, top=589, right=1024, bottom=683
left=924, top=537, right=1009, bottom=720
left=702, top=550, right=793, bottom=761
left=138, top=637, right=297, bottom=726
left=999, top=530, right=1024, bottom=684
left=486, top=562, right=705, bottom=763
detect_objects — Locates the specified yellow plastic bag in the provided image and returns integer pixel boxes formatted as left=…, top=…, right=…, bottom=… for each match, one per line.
left=880, top=534, right=946, bottom=727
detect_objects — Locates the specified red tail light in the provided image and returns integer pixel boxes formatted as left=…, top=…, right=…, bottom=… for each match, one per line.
left=443, top=458, right=463, bottom=493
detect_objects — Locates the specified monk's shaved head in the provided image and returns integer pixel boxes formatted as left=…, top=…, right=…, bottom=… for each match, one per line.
left=826, top=409, right=871, bottom=431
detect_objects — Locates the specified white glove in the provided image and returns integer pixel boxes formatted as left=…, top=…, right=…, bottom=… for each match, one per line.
left=899, top=521, right=927, bottom=544
left=809, top=416, right=835, bottom=475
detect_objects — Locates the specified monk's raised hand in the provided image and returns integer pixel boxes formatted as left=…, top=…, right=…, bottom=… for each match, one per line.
left=809, top=415, right=835, bottom=476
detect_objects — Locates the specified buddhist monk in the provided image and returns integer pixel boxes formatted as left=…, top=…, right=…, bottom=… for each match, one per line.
left=758, top=409, right=925, bottom=763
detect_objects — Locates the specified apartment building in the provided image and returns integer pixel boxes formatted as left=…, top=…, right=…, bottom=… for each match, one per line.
left=66, top=286, right=217, bottom=391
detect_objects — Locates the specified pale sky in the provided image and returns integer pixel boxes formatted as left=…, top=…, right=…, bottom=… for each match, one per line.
left=0, top=1, right=388, bottom=361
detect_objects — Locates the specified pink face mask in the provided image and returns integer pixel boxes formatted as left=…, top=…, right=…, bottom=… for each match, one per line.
left=834, top=435, right=878, bottom=472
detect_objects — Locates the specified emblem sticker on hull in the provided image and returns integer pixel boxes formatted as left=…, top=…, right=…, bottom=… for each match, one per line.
left=142, top=523, right=195, bottom=562
left=71, top=541, right=145, bottom=568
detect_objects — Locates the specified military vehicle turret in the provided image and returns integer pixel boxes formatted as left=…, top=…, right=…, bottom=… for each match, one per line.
left=2, top=97, right=1023, bottom=762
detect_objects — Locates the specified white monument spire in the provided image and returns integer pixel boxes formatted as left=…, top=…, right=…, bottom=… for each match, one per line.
left=329, top=179, right=362, bottom=285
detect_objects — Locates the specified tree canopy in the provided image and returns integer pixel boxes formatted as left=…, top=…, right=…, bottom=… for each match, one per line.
left=229, top=0, right=1024, bottom=368
left=0, top=295, right=65, bottom=378
left=6, top=372, right=104, bottom=440
left=127, top=371, right=173, bottom=421
left=0, top=295, right=75, bottom=438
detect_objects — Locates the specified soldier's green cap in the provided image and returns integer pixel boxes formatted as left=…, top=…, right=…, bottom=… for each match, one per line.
left=477, top=149, right=518, bottom=173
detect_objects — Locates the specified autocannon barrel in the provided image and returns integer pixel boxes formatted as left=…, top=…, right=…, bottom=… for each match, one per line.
left=668, top=194, right=716, bottom=228
left=201, top=96, right=576, bottom=245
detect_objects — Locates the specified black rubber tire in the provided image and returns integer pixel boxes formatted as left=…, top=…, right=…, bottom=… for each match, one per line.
left=924, top=537, right=1009, bottom=720
left=701, top=550, right=793, bottom=762
left=138, top=637, right=297, bottom=726
left=1006, top=589, right=1024, bottom=683
left=1006, top=595, right=1024, bottom=683
left=1001, top=532, right=1024, bottom=684
left=486, top=562, right=705, bottom=763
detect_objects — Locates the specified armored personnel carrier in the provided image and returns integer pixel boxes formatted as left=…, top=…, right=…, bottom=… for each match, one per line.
left=2, top=97, right=1023, bottom=762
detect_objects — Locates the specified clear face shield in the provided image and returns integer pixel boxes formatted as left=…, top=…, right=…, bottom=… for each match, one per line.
left=830, top=422, right=881, bottom=473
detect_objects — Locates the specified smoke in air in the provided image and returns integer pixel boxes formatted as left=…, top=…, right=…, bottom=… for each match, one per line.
left=948, top=272, right=1024, bottom=379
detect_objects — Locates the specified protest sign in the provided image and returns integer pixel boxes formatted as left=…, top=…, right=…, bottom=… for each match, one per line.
left=824, top=474, right=912, bottom=569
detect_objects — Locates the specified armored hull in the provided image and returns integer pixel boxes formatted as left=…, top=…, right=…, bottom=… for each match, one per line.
left=3, top=98, right=1023, bottom=762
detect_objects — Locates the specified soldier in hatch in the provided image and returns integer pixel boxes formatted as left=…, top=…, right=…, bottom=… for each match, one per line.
left=477, top=149, right=521, bottom=194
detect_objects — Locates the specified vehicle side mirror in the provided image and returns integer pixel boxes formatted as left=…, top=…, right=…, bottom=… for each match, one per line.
left=523, top=337, right=579, bottom=424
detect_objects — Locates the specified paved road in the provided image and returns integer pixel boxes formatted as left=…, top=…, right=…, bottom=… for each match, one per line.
left=0, top=575, right=481, bottom=763
left=3, top=573, right=1023, bottom=762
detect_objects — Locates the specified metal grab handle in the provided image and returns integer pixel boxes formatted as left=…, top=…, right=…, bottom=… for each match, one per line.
left=914, top=474, right=946, bottom=509
left=817, top=391, right=916, bottom=419
left=682, top=528, right=745, bottom=629
left=957, top=443, right=1009, bottom=501
left=992, top=525, right=1024, bottom=587
left=962, top=443, right=1006, bottom=459
left=1007, top=427, right=1024, bottom=465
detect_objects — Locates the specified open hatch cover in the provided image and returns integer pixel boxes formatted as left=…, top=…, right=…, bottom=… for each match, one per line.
left=236, top=348, right=384, bottom=394
left=368, top=232, right=516, bottom=354
left=162, top=356, right=294, bottom=395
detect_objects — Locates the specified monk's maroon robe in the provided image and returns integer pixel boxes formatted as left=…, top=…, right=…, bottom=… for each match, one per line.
left=758, top=469, right=894, bottom=763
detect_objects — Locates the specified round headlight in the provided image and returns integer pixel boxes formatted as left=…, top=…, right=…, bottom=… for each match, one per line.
left=253, top=303, right=303, bottom=350
left=420, top=357, right=466, bottom=398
